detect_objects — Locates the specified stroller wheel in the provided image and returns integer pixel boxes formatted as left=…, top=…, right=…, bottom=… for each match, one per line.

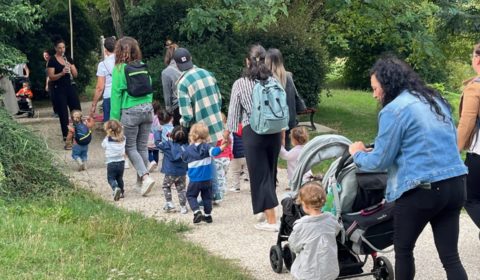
left=269, top=245, right=284, bottom=273
left=373, top=256, right=394, bottom=280
left=283, top=244, right=296, bottom=271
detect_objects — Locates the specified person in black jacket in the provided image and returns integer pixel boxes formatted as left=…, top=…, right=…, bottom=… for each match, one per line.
left=266, top=48, right=306, bottom=150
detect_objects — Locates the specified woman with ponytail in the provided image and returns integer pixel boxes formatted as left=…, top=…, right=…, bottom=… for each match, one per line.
left=225, top=45, right=281, bottom=232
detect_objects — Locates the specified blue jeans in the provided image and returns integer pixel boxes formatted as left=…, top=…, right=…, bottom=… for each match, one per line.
left=72, top=144, right=88, bottom=161
left=187, top=181, right=213, bottom=214
left=103, top=98, right=110, bottom=122
left=107, top=161, right=125, bottom=191
left=121, top=103, right=153, bottom=177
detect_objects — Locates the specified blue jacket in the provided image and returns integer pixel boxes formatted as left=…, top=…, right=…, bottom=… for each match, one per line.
left=156, top=141, right=188, bottom=176
left=353, top=90, right=467, bottom=202
left=181, top=142, right=222, bottom=182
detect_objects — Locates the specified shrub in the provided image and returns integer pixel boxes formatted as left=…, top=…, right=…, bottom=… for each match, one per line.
left=124, top=0, right=188, bottom=59
left=0, top=109, right=72, bottom=198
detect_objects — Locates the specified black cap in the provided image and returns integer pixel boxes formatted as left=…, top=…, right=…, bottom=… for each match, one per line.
left=173, top=48, right=193, bottom=71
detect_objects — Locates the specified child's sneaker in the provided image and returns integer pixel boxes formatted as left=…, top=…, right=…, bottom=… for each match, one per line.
left=140, top=176, right=155, bottom=196
left=163, top=202, right=176, bottom=213
left=229, top=187, right=240, bottom=193
left=204, top=215, right=213, bottom=223
left=147, top=161, right=157, bottom=172
left=180, top=206, right=188, bottom=214
left=193, top=211, right=204, bottom=224
left=75, top=158, right=83, bottom=171
left=113, top=187, right=121, bottom=201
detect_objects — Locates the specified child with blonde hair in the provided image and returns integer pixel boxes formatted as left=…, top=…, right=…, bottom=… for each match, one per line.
left=102, top=120, right=126, bottom=201
left=288, top=182, right=341, bottom=280
left=16, top=81, right=34, bottom=109
left=279, top=126, right=312, bottom=190
left=66, top=110, right=95, bottom=171
left=181, top=123, right=228, bottom=224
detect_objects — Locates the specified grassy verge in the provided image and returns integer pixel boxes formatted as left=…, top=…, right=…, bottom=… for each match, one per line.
left=0, top=191, right=252, bottom=280
left=0, top=108, right=252, bottom=280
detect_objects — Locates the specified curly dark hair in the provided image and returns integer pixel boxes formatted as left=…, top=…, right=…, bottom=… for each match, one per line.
left=370, top=56, right=450, bottom=121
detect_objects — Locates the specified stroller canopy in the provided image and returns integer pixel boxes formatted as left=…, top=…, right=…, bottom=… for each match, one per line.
left=290, top=134, right=352, bottom=192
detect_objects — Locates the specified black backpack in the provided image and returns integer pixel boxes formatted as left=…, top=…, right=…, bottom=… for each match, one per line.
left=124, top=62, right=153, bottom=97
left=74, top=122, right=92, bottom=146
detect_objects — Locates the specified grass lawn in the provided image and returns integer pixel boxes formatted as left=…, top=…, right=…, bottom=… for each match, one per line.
left=292, top=89, right=462, bottom=172
left=0, top=191, right=252, bottom=280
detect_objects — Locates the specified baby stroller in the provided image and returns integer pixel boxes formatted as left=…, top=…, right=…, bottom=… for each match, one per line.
left=269, top=134, right=395, bottom=279
left=17, top=96, right=35, bottom=118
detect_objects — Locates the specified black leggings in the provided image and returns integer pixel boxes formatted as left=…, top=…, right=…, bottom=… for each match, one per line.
left=53, top=83, right=81, bottom=139
left=393, top=175, right=467, bottom=280
left=465, top=153, right=480, bottom=228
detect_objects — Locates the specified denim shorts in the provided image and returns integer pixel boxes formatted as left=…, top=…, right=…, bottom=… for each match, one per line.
left=72, top=144, right=89, bottom=161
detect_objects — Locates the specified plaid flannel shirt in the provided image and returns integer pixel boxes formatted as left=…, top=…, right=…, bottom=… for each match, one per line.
left=177, top=66, right=224, bottom=143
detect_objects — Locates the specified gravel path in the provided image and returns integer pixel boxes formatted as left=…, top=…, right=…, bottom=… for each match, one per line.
left=21, top=104, right=480, bottom=280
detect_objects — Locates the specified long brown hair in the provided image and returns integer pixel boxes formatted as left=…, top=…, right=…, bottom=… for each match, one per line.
left=164, top=40, right=179, bottom=65
left=114, top=36, right=142, bottom=65
left=266, top=48, right=287, bottom=88
left=243, top=44, right=271, bottom=81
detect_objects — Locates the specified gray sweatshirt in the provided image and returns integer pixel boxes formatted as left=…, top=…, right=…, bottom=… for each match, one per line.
left=288, top=212, right=341, bottom=280
left=101, top=136, right=125, bottom=164
left=161, top=60, right=182, bottom=112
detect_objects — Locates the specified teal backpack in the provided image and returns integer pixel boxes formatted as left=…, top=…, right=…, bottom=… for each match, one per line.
left=249, top=77, right=289, bottom=134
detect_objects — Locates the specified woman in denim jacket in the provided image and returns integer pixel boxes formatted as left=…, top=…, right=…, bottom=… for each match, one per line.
left=349, top=57, right=468, bottom=280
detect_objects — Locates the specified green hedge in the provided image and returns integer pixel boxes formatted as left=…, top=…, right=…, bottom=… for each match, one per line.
left=0, top=109, right=72, bottom=198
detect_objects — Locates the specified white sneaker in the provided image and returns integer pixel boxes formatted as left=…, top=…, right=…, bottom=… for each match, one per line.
left=229, top=187, right=240, bottom=193
left=163, top=202, right=176, bottom=213
left=141, top=176, right=155, bottom=196
left=148, top=161, right=157, bottom=173
left=255, top=213, right=266, bottom=223
left=254, top=222, right=279, bottom=232
left=180, top=206, right=188, bottom=214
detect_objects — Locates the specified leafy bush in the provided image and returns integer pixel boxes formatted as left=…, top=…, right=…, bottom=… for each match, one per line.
left=13, top=1, right=99, bottom=97
left=124, top=0, right=188, bottom=59
left=0, top=109, right=72, bottom=198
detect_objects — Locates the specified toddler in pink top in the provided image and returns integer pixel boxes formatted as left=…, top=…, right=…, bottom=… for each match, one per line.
left=279, top=126, right=312, bottom=190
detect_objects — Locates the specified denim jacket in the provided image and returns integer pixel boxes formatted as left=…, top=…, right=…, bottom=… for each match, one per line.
left=353, top=90, right=467, bottom=202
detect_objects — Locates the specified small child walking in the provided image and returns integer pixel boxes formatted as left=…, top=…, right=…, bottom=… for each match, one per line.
left=279, top=126, right=312, bottom=190
left=288, top=182, right=341, bottom=280
left=66, top=110, right=95, bottom=170
left=155, top=125, right=189, bottom=214
left=147, top=101, right=161, bottom=172
left=181, top=123, right=228, bottom=224
left=101, top=120, right=126, bottom=201
left=213, top=113, right=232, bottom=201
left=229, top=123, right=249, bottom=192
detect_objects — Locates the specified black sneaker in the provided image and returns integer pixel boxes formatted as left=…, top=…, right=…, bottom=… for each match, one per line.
left=193, top=211, right=204, bottom=224
left=204, top=215, right=213, bottom=223
left=120, top=190, right=125, bottom=199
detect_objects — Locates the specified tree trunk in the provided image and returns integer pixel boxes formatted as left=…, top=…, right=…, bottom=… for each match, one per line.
left=109, top=0, right=125, bottom=38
